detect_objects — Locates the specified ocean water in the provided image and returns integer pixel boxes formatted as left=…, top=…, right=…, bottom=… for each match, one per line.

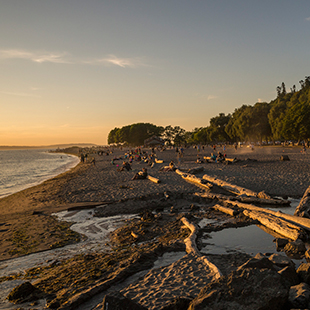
left=0, top=149, right=80, bottom=198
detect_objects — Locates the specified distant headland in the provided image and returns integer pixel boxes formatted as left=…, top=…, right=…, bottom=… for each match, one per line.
left=0, top=143, right=100, bottom=150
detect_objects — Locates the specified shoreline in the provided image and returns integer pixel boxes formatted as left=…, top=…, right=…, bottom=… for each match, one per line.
left=0, top=150, right=80, bottom=200
left=1, top=145, right=310, bottom=309
left=0, top=145, right=309, bottom=261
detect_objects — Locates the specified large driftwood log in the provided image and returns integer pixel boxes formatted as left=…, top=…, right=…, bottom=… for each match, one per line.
left=225, top=199, right=310, bottom=232
left=175, top=169, right=213, bottom=190
left=181, top=217, right=222, bottom=279
left=294, top=185, right=310, bottom=218
left=211, top=202, right=303, bottom=240
left=196, top=192, right=290, bottom=206
left=202, top=174, right=290, bottom=205
left=202, top=174, right=261, bottom=197
left=242, top=209, right=305, bottom=241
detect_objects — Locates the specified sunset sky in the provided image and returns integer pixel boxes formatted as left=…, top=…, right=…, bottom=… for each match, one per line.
left=1, top=1, right=310, bottom=146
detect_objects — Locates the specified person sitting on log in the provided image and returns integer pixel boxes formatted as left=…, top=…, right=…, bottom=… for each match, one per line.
left=132, top=168, right=148, bottom=180
left=118, top=161, right=132, bottom=171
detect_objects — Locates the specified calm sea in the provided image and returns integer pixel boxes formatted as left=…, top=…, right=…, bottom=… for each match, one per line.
left=0, top=149, right=80, bottom=198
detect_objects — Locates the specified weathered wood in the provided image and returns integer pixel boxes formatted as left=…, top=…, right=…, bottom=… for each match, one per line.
left=147, top=175, right=161, bottom=183
left=181, top=217, right=222, bottom=279
left=243, top=209, right=305, bottom=241
left=202, top=173, right=290, bottom=205
left=225, top=157, right=237, bottom=163
left=212, top=204, right=238, bottom=216
left=203, top=156, right=212, bottom=161
left=175, top=169, right=213, bottom=190
left=202, top=174, right=259, bottom=197
left=295, top=185, right=310, bottom=218
left=225, top=199, right=310, bottom=232
left=196, top=192, right=290, bottom=206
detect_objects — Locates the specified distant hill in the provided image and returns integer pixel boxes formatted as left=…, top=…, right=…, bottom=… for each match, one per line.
left=0, top=143, right=100, bottom=150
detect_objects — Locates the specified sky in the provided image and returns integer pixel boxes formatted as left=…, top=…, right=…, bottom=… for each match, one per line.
left=1, top=0, right=310, bottom=146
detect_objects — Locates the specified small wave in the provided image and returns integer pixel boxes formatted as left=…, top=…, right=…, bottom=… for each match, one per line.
left=0, top=150, right=79, bottom=198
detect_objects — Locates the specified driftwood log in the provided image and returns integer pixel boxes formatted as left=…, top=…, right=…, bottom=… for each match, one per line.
left=146, top=175, right=161, bottom=183
left=202, top=174, right=290, bottom=205
left=175, top=169, right=213, bottom=190
left=196, top=192, right=290, bottom=206
left=155, top=158, right=164, bottom=164
left=225, top=157, right=237, bottom=163
left=242, top=209, right=305, bottom=241
left=212, top=200, right=305, bottom=240
left=181, top=217, right=222, bottom=279
left=294, top=185, right=310, bottom=218
left=225, top=199, right=310, bottom=233
left=212, top=204, right=239, bottom=216
left=202, top=174, right=261, bottom=197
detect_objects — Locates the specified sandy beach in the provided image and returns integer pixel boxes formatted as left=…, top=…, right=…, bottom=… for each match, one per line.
left=0, top=145, right=309, bottom=261
left=1, top=145, right=310, bottom=309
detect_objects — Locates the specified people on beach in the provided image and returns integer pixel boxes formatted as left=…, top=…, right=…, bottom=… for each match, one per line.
left=132, top=168, right=148, bottom=180
left=118, top=161, right=132, bottom=171
left=217, top=151, right=225, bottom=162
left=196, top=155, right=204, bottom=164
left=160, top=161, right=177, bottom=171
left=210, top=153, right=217, bottom=161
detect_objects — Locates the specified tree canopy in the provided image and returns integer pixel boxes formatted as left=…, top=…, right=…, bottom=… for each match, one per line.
left=107, top=76, right=310, bottom=146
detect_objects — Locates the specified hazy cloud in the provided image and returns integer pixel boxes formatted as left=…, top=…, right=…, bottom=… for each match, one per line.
left=0, top=49, right=70, bottom=64
left=95, top=54, right=148, bottom=68
left=207, top=95, right=218, bottom=101
left=306, top=17, right=310, bottom=21
left=0, top=49, right=149, bottom=68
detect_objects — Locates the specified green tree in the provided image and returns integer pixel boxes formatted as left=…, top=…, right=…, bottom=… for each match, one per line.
left=251, top=102, right=272, bottom=142
left=107, top=127, right=119, bottom=144
left=162, top=125, right=186, bottom=145
left=107, top=123, right=163, bottom=146
left=209, top=113, right=231, bottom=142
left=225, top=105, right=251, bottom=141
left=282, top=102, right=310, bottom=141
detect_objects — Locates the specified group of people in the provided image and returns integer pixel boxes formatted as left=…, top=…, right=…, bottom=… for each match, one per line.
left=117, top=160, right=148, bottom=180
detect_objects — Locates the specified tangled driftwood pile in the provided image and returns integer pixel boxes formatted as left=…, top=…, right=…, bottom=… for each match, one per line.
left=175, top=167, right=310, bottom=243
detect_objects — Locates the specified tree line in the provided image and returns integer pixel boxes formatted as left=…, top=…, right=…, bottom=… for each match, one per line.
left=108, top=76, right=310, bottom=146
